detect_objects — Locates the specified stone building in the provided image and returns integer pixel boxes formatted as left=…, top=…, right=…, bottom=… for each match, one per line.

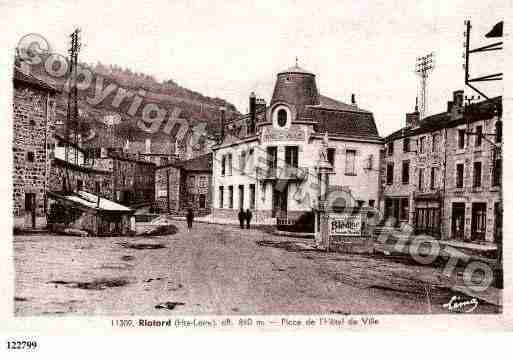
left=155, top=153, right=212, bottom=215
left=211, top=65, right=383, bottom=226
left=381, top=91, right=502, bottom=243
left=444, top=96, right=502, bottom=243
left=49, top=141, right=156, bottom=209
left=12, top=68, right=58, bottom=229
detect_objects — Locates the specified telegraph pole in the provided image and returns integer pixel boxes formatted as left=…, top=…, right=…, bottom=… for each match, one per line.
left=66, top=28, right=81, bottom=163
left=65, top=28, right=81, bottom=192
left=415, top=52, right=435, bottom=119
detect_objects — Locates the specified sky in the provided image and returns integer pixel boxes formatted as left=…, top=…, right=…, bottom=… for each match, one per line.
left=1, top=0, right=506, bottom=137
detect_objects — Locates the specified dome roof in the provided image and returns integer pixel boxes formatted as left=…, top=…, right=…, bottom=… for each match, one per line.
left=278, top=65, right=314, bottom=75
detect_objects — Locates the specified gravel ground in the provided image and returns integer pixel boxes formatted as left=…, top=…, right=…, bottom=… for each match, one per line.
left=14, top=221, right=500, bottom=316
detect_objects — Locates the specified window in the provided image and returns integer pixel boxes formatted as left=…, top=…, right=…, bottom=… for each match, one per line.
left=221, top=155, right=226, bottom=176
left=219, top=186, right=224, bottom=208
left=400, top=198, right=409, bottom=221
left=493, top=157, right=502, bottom=187
left=458, top=129, right=466, bottom=149
left=228, top=186, right=233, bottom=208
left=432, top=134, right=439, bottom=153
left=475, top=126, right=482, bottom=147
left=496, top=121, right=502, bottom=143
left=366, top=154, right=374, bottom=170
left=199, top=176, right=207, bottom=188
left=267, top=146, right=277, bottom=176
left=27, top=151, right=34, bottom=162
left=227, top=154, right=233, bottom=176
left=368, top=199, right=375, bottom=208
left=249, top=184, right=256, bottom=209
left=456, top=164, right=464, bottom=188
left=285, top=146, right=299, bottom=168
left=188, top=175, right=196, bottom=189
left=161, top=157, right=168, bottom=166
left=403, top=137, right=410, bottom=153
left=473, top=162, right=482, bottom=188
left=277, top=109, right=287, bottom=127
left=430, top=167, right=436, bottom=190
left=77, top=179, right=83, bottom=192
left=95, top=181, right=101, bottom=194
left=386, top=163, right=394, bottom=185
left=387, top=141, right=394, bottom=156
left=240, top=151, right=246, bottom=173
left=419, top=136, right=426, bottom=154
left=402, top=160, right=410, bottom=184
left=418, top=168, right=424, bottom=191
left=327, top=148, right=335, bottom=167
left=345, top=149, right=356, bottom=175
left=199, top=194, right=206, bottom=209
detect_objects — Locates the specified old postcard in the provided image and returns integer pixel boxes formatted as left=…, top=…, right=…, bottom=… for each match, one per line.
left=0, top=0, right=511, bottom=349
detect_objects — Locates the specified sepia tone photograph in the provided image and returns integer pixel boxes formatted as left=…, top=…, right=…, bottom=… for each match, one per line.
left=5, top=0, right=507, bottom=322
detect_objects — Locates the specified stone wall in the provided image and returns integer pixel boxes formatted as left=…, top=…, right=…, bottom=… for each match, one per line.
left=155, top=165, right=181, bottom=212
left=444, top=115, right=501, bottom=242
left=12, top=83, right=55, bottom=219
left=49, top=159, right=114, bottom=199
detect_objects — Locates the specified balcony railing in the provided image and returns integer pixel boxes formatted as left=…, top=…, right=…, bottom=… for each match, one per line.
left=256, top=166, right=308, bottom=182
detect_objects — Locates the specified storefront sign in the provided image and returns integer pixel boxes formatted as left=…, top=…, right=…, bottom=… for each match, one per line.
left=261, top=126, right=305, bottom=142
left=329, top=213, right=362, bottom=236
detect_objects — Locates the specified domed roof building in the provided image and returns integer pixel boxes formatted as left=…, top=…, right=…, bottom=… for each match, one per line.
left=211, top=64, right=383, bottom=231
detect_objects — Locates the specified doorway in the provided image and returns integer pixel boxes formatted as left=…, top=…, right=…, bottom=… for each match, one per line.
left=451, top=203, right=465, bottom=240
left=24, top=193, right=36, bottom=228
left=238, top=185, right=244, bottom=209
left=272, top=184, right=288, bottom=218
left=471, top=202, right=486, bottom=242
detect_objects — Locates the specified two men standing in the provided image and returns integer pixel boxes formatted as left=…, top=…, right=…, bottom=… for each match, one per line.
left=238, top=208, right=253, bottom=229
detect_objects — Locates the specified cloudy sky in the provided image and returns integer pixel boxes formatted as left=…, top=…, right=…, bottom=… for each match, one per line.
left=2, top=0, right=506, bottom=136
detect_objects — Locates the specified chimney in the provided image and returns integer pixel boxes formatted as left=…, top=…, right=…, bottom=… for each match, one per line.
left=447, top=101, right=453, bottom=112
left=249, top=92, right=256, bottom=135
left=405, top=97, right=420, bottom=128
left=145, top=138, right=151, bottom=153
left=453, top=90, right=464, bottom=108
left=351, top=93, right=356, bottom=106
left=256, top=98, right=266, bottom=113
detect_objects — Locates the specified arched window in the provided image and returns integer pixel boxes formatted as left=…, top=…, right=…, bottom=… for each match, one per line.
left=277, top=109, right=287, bottom=127
left=495, top=120, right=502, bottom=143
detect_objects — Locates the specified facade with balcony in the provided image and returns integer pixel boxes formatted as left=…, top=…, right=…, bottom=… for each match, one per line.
left=381, top=91, right=502, bottom=243
left=211, top=65, right=383, bottom=226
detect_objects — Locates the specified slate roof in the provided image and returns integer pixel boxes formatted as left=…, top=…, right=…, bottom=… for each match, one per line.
left=310, top=95, right=380, bottom=140
left=384, top=96, right=502, bottom=142
left=13, top=67, right=59, bottom=93
left=175, top=153, right=211, bottom=172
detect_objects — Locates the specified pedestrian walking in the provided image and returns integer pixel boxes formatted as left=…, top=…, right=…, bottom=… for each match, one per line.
left=238, top=208, right=246, bottom=229
left=186, top=208, right=194, bottom=232
left=245, top=208, right=252, bottom=229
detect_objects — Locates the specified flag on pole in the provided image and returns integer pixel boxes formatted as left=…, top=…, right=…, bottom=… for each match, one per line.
left=485, top=21, right=503, bottom=38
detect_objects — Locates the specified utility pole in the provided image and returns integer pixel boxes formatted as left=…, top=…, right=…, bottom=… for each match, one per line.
left=415, top=52, right=435, bottom=120
left=463, top=20, right=503, bottom=100
left=65, top=28, right=81, bottom=191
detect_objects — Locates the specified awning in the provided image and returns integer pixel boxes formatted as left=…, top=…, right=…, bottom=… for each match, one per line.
left=48, top=191, right=135, bottom=213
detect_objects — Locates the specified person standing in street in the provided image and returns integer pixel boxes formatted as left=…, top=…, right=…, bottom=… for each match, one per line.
left=238, top=208, right=246, bottom=229
left=245, top=208, right=252, bottom=229
left=186, top=208, right=194, bottom=232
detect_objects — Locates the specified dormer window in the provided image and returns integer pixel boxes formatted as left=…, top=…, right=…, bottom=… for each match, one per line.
left=277, top=109, right=287, bottom=127
left=272, top=105, right=291, bottom=129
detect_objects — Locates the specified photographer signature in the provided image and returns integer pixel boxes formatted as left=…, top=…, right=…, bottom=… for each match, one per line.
left=442, top=295, right=479, bottom=313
